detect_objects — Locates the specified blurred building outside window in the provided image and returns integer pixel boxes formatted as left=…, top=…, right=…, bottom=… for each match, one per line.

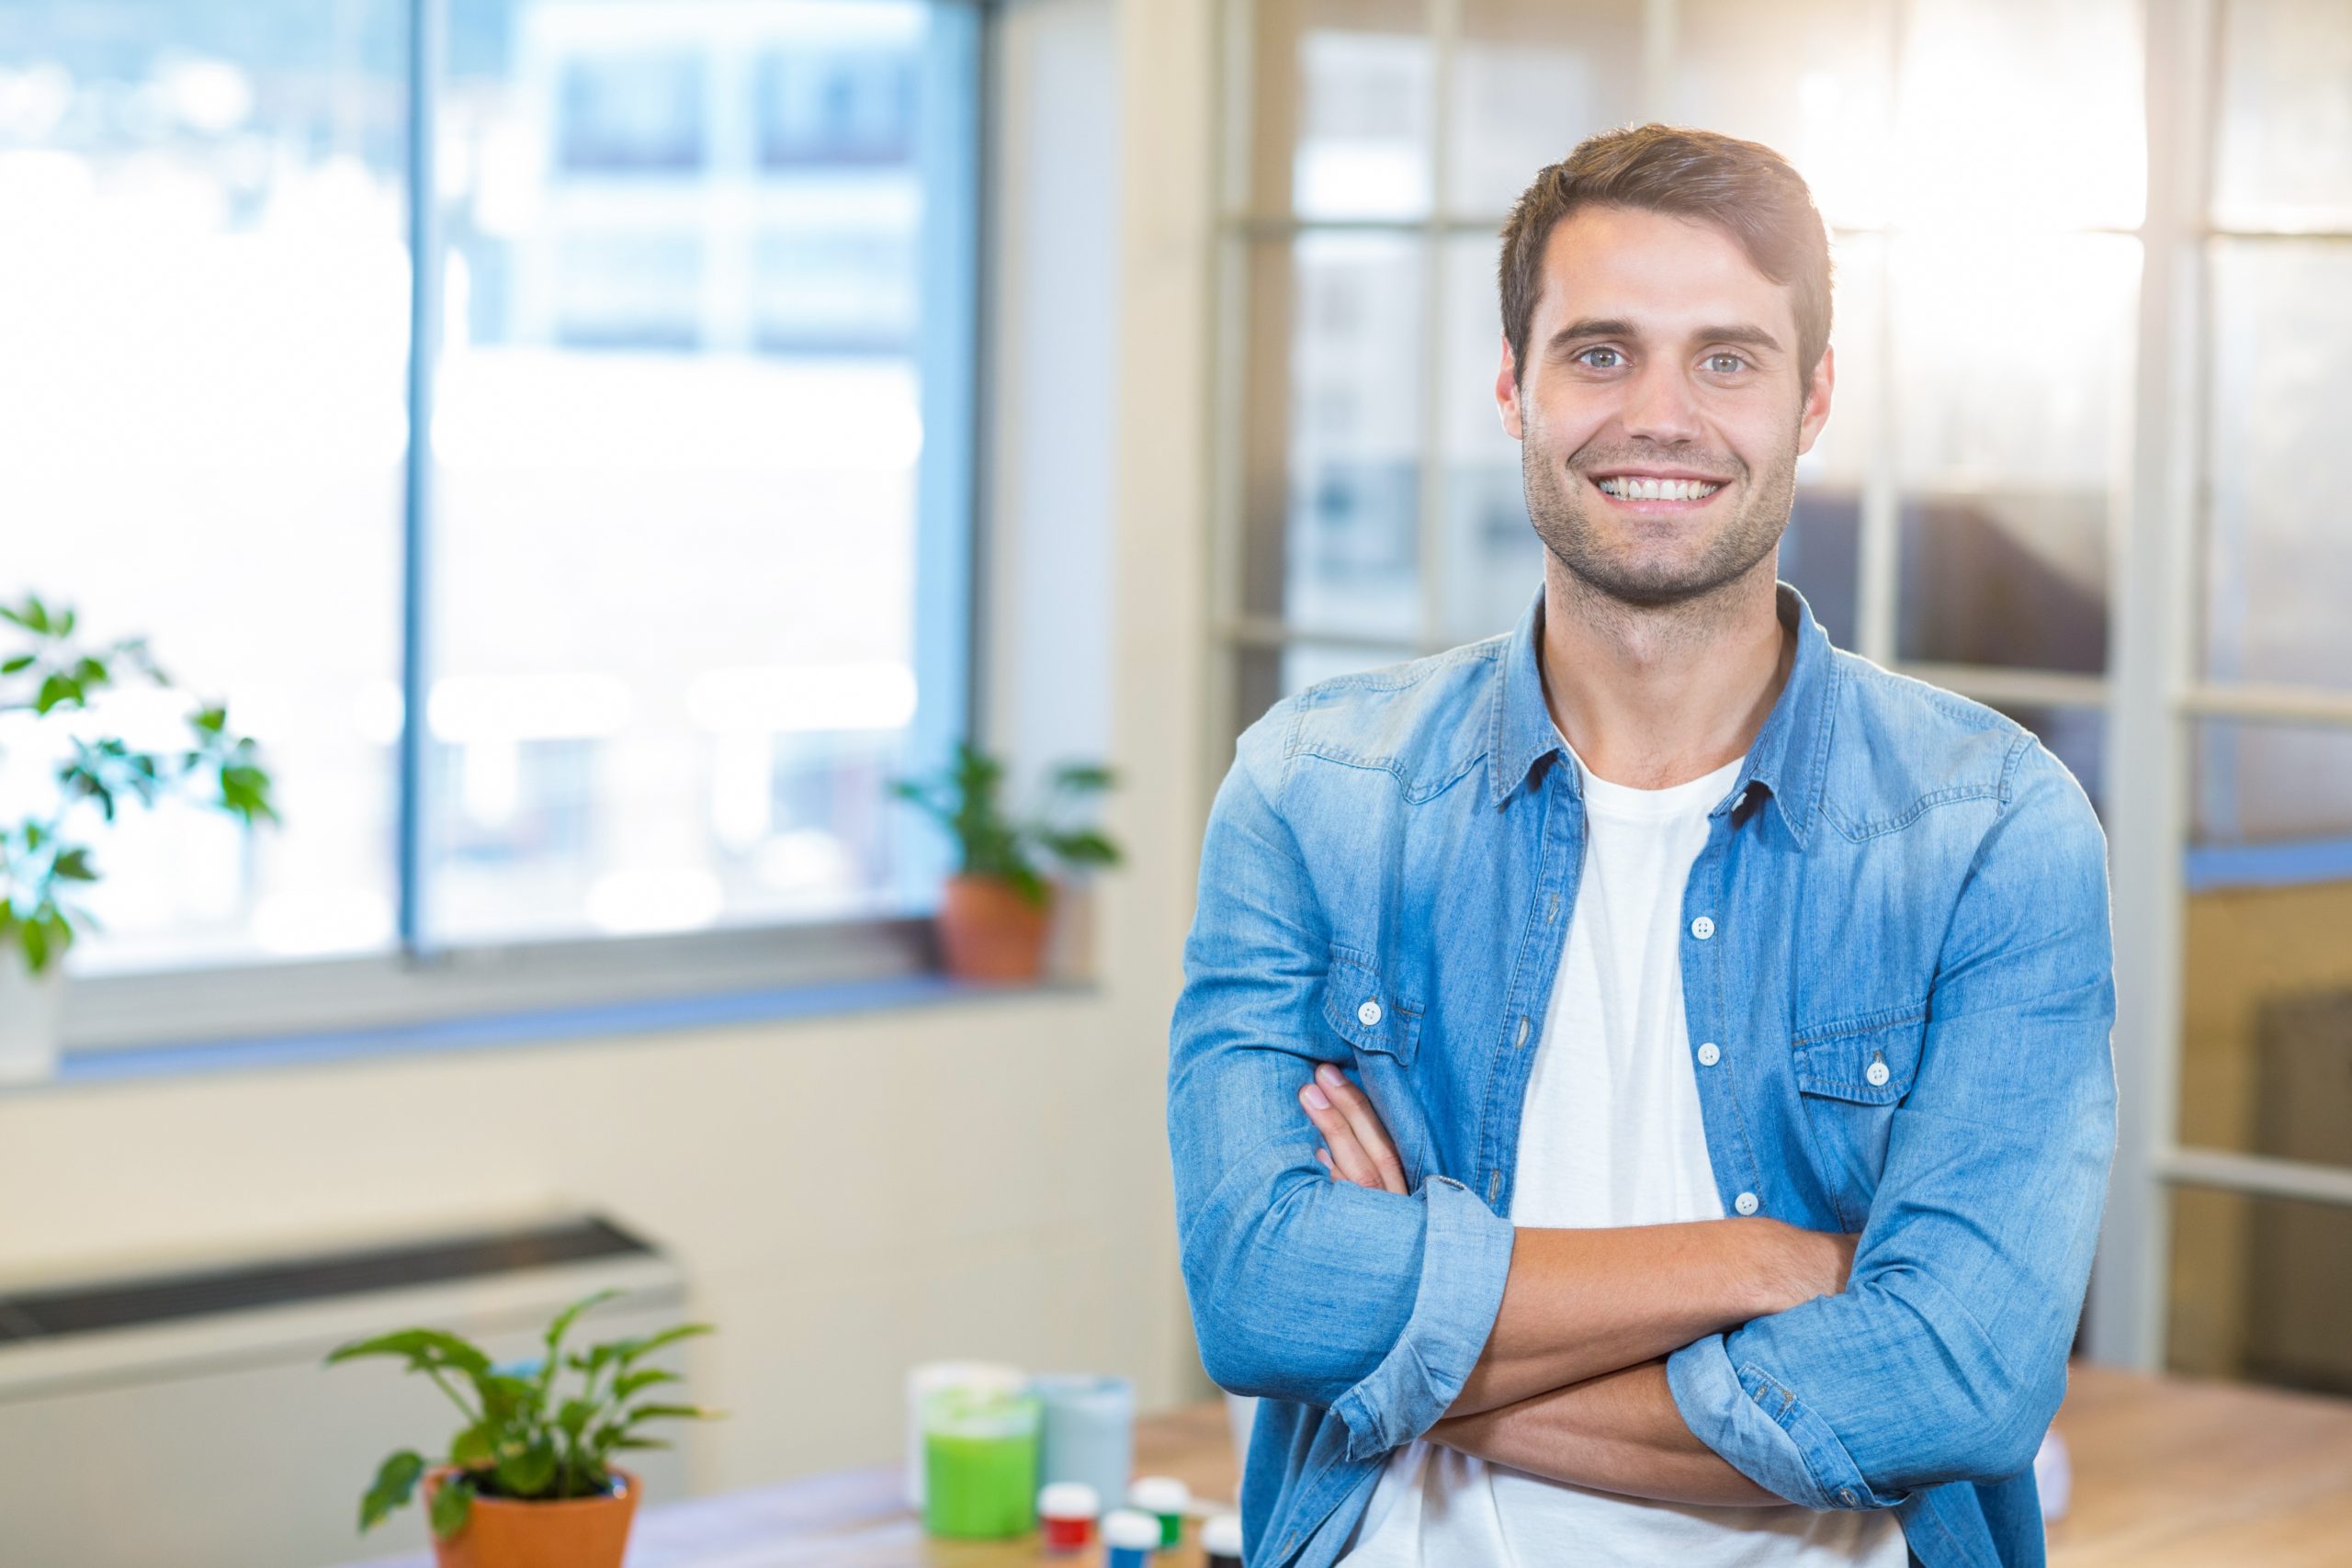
left=0, top=0, right=979, bottom=979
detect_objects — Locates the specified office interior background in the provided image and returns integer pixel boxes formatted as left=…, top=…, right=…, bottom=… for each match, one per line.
left=0, top=0, right=2347, bottom=1563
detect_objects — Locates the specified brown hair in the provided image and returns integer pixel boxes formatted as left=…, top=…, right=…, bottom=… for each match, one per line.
left=1499, top=124, right=1833, bottom=396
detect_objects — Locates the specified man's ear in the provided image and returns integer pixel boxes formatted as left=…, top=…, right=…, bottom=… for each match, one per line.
left=1495, top=333, right=1524, bottom=441
left=1796, top=342, right=1835, bottom=455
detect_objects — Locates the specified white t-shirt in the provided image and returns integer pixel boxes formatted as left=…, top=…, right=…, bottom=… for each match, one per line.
left=1336, top=749, right=1908, bottom=1568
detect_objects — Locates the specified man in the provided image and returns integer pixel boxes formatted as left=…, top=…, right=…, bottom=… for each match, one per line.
left=1167, top=125, right=2116, bottom=1568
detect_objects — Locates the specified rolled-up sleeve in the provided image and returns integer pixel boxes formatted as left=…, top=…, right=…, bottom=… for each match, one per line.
left=1669, top=739, right=2118, bottom=1507
left=1170, top=711, right=1515, bottom=1462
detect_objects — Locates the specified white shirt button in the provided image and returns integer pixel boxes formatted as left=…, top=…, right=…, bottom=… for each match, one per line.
left=1734, top=1190, right=1759, bottom=1216
left=1357, top=999, right=1383, bottom=1027
left=1697, top=1042, right=1721, bottom=1066
left=1690, top=915, right=1716, bottom=941
left=1865, top=1059, right=1891, bottom=1088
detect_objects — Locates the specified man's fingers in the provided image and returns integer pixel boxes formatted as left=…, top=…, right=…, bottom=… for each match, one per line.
left=1301, top=1083, right=1387, bottom=1189
left=1303, top=1064, right=1408, bottom=1194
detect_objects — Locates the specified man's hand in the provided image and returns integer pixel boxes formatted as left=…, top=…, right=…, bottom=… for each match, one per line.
left=1300, top=1061, right=1410, bottom=1194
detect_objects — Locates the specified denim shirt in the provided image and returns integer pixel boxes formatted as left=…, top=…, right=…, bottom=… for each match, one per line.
left=1167, top=584, right=2116, bottom=1568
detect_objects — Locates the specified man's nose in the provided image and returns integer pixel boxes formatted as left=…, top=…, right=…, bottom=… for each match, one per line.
left=1619, top=360, right=1703, bottom=447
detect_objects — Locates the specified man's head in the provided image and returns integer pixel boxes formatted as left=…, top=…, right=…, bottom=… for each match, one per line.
left=1495, top=125, right=1835, bottom=611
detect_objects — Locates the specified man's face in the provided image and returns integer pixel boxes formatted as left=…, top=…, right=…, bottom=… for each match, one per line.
left=1496, top=203, right=1834, bottom=609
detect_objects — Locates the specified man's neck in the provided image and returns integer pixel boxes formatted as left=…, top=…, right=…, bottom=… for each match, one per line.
left=1538, top=557, right=1792, bottom=791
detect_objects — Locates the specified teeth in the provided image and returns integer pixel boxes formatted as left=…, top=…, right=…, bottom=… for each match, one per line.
left=1598, top=476, right=1723, bottom=502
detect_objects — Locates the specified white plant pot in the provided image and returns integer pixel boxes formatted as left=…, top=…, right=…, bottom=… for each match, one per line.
left=0, top=946, right=64, bottom=1084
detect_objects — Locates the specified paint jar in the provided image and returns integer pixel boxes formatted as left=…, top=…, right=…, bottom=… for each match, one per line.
left=921, top=1385, right=1041, bottom=1540
left=904, top=1361, right=1026, bottom=1509
left=1102, top=1507, right=1162, bottom=1568
left=1031, top=1372, right=1136, bottom=1508
left=1204, top=1512, right=1244, bottom=1568
left=1128, top=1475, right=1189, bottom=1548
left=1037, top=1481, right=1099, bottom=1553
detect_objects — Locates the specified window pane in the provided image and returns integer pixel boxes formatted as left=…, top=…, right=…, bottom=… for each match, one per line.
left=425, top=0, right=951, bottom=943
left=1242, top=0, right=1429, bottom=221
left=2204, top=241, right=2352, bottom=692
left=2211, top=0, right=2352, bottom=231
left=1892, top=234, right=2136, bottom=673
left=1436, top=233, right=1533, bottom=641
left=1672, top=0, right=1894, bottom=231
left=1890, top=0, right=2143, bottom=231
left=2180, top=719, right=2352, bottom=1169
left=1442, top=0, right=1640, bottom=219
left=0, top=0, right=407, bottom=972
left=2169, top=1186, right=2352, bottom=1397
left=1241, top=234, right=1425, bottom=641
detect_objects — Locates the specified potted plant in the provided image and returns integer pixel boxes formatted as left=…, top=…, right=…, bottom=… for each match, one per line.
left=0, top=592, right=276, bottom=1082
left=889, top=742, right=1120, bottom=983
left=326, top=1289, right=719, bottom=1568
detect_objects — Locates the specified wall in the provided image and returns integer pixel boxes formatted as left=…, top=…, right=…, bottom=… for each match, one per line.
left=0, top=0, right=1221, bottom=1514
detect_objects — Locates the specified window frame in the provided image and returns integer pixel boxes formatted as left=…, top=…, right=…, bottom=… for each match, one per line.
left=52, top=0, right=989, bottom=1059
left=1207, top=0, right=2352, bottom=1373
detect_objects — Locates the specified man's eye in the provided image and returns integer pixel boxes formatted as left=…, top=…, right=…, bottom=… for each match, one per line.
left=1704, top=353, right=1748, bottom=374
left=1577, top=346, right=1624, bottom=369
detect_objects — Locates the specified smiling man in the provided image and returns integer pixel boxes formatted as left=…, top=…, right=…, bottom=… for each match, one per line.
left=1168, top=126, right=2116, bottom=1568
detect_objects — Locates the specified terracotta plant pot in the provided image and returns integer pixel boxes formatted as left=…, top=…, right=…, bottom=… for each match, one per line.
left=421, top=1467, right=639, bottom=1568
left=938, top=874, right=1054, bottom=982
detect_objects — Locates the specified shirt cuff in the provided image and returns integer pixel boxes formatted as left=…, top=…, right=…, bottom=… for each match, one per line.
left=1666, top=1335, right=1908, bottom=1511
left=1329, top=1173, right=1515, bottom=1461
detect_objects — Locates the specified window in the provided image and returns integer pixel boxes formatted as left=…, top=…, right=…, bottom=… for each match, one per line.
left=1214, top=0, right=2352, bottom=1393
left=0, top=1, right=980, bottom=1002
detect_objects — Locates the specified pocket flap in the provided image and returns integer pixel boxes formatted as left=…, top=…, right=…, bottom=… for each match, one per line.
left=1793, top=1008, right=1924, bottom=1105
left=1321, top=945, right=1419, bottom=1063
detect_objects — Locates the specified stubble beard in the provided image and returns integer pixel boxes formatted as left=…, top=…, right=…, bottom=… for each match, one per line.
left=1521, top=412, right=1801, bottom=617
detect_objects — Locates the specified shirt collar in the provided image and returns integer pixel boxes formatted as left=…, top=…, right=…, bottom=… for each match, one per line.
left=1487, top=580, right=1837, bottom=849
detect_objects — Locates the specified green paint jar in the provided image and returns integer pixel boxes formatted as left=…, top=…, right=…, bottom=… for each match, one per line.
left=922, top=1386, right=1042, bottom=1540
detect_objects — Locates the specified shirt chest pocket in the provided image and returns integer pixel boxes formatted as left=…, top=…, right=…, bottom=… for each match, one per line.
left=1320, top=945, right=1422, bottom=1067
left=1319, top=945, right=1430, bottom=1187
left=1792, top=1005, right=1925, bottom=1229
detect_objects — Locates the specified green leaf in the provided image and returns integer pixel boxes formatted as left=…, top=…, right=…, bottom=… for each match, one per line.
left=53, top=605, right=74, bottom=638
left=615, top=1402, right=716, bottom=1426
left=609, top=1368, right=679, bottom=1402
left=495, top=1440, right=558, bottom=1498
left=615, top=1322, right=715, bottom=1367
left=0, top=654, right=32, bottom=674
left=33, top=672, right=78, bottom=714
left=543, top=1288, right=622, bottom=1368
left=428, top=1472, right=474, bottom=1540
left=449, top=1423, right=495, bottom=1470
left=477, top=1371, right=537, bottom=1425
left=191, top=704, right=227, bottom=734
left=358, top=1450, right=425, bottom=1532
left=0, top=601, right=28, bottom=630
left=323, top=1328, right=494, bottom=1380
left=605, top=1436, right=673, bottom=1452
left=1038, top=828, right=1120, bottom=869
left=51, top=848, right=96, bottom=882
left=558, top=1396, right=600, bottom=1441
left=1048, top=762, right=1115, bottom=793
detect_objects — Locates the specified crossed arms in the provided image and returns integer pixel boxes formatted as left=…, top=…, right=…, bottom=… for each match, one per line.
left=1304, top=1061, right=1842, bottom=1506
left=1168, top=734, right=2117, bottom=1514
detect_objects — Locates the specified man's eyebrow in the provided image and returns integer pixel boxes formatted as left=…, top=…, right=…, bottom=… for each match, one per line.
left=1545, top=318, right=1786, bottom=355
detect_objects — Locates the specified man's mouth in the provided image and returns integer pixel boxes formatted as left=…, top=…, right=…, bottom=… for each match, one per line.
left=1590, top=473, right=1727, bottom=503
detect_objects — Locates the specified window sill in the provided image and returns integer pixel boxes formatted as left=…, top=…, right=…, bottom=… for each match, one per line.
left=27, top=971, right=1095, bottom=1094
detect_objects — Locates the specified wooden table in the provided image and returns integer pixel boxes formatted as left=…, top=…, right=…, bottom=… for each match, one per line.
left=348, top=1365, right=2352, bottom=1566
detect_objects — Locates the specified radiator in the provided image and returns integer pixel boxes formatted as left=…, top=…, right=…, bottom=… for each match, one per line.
left=0, top=1212, right=694, bottom=1568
